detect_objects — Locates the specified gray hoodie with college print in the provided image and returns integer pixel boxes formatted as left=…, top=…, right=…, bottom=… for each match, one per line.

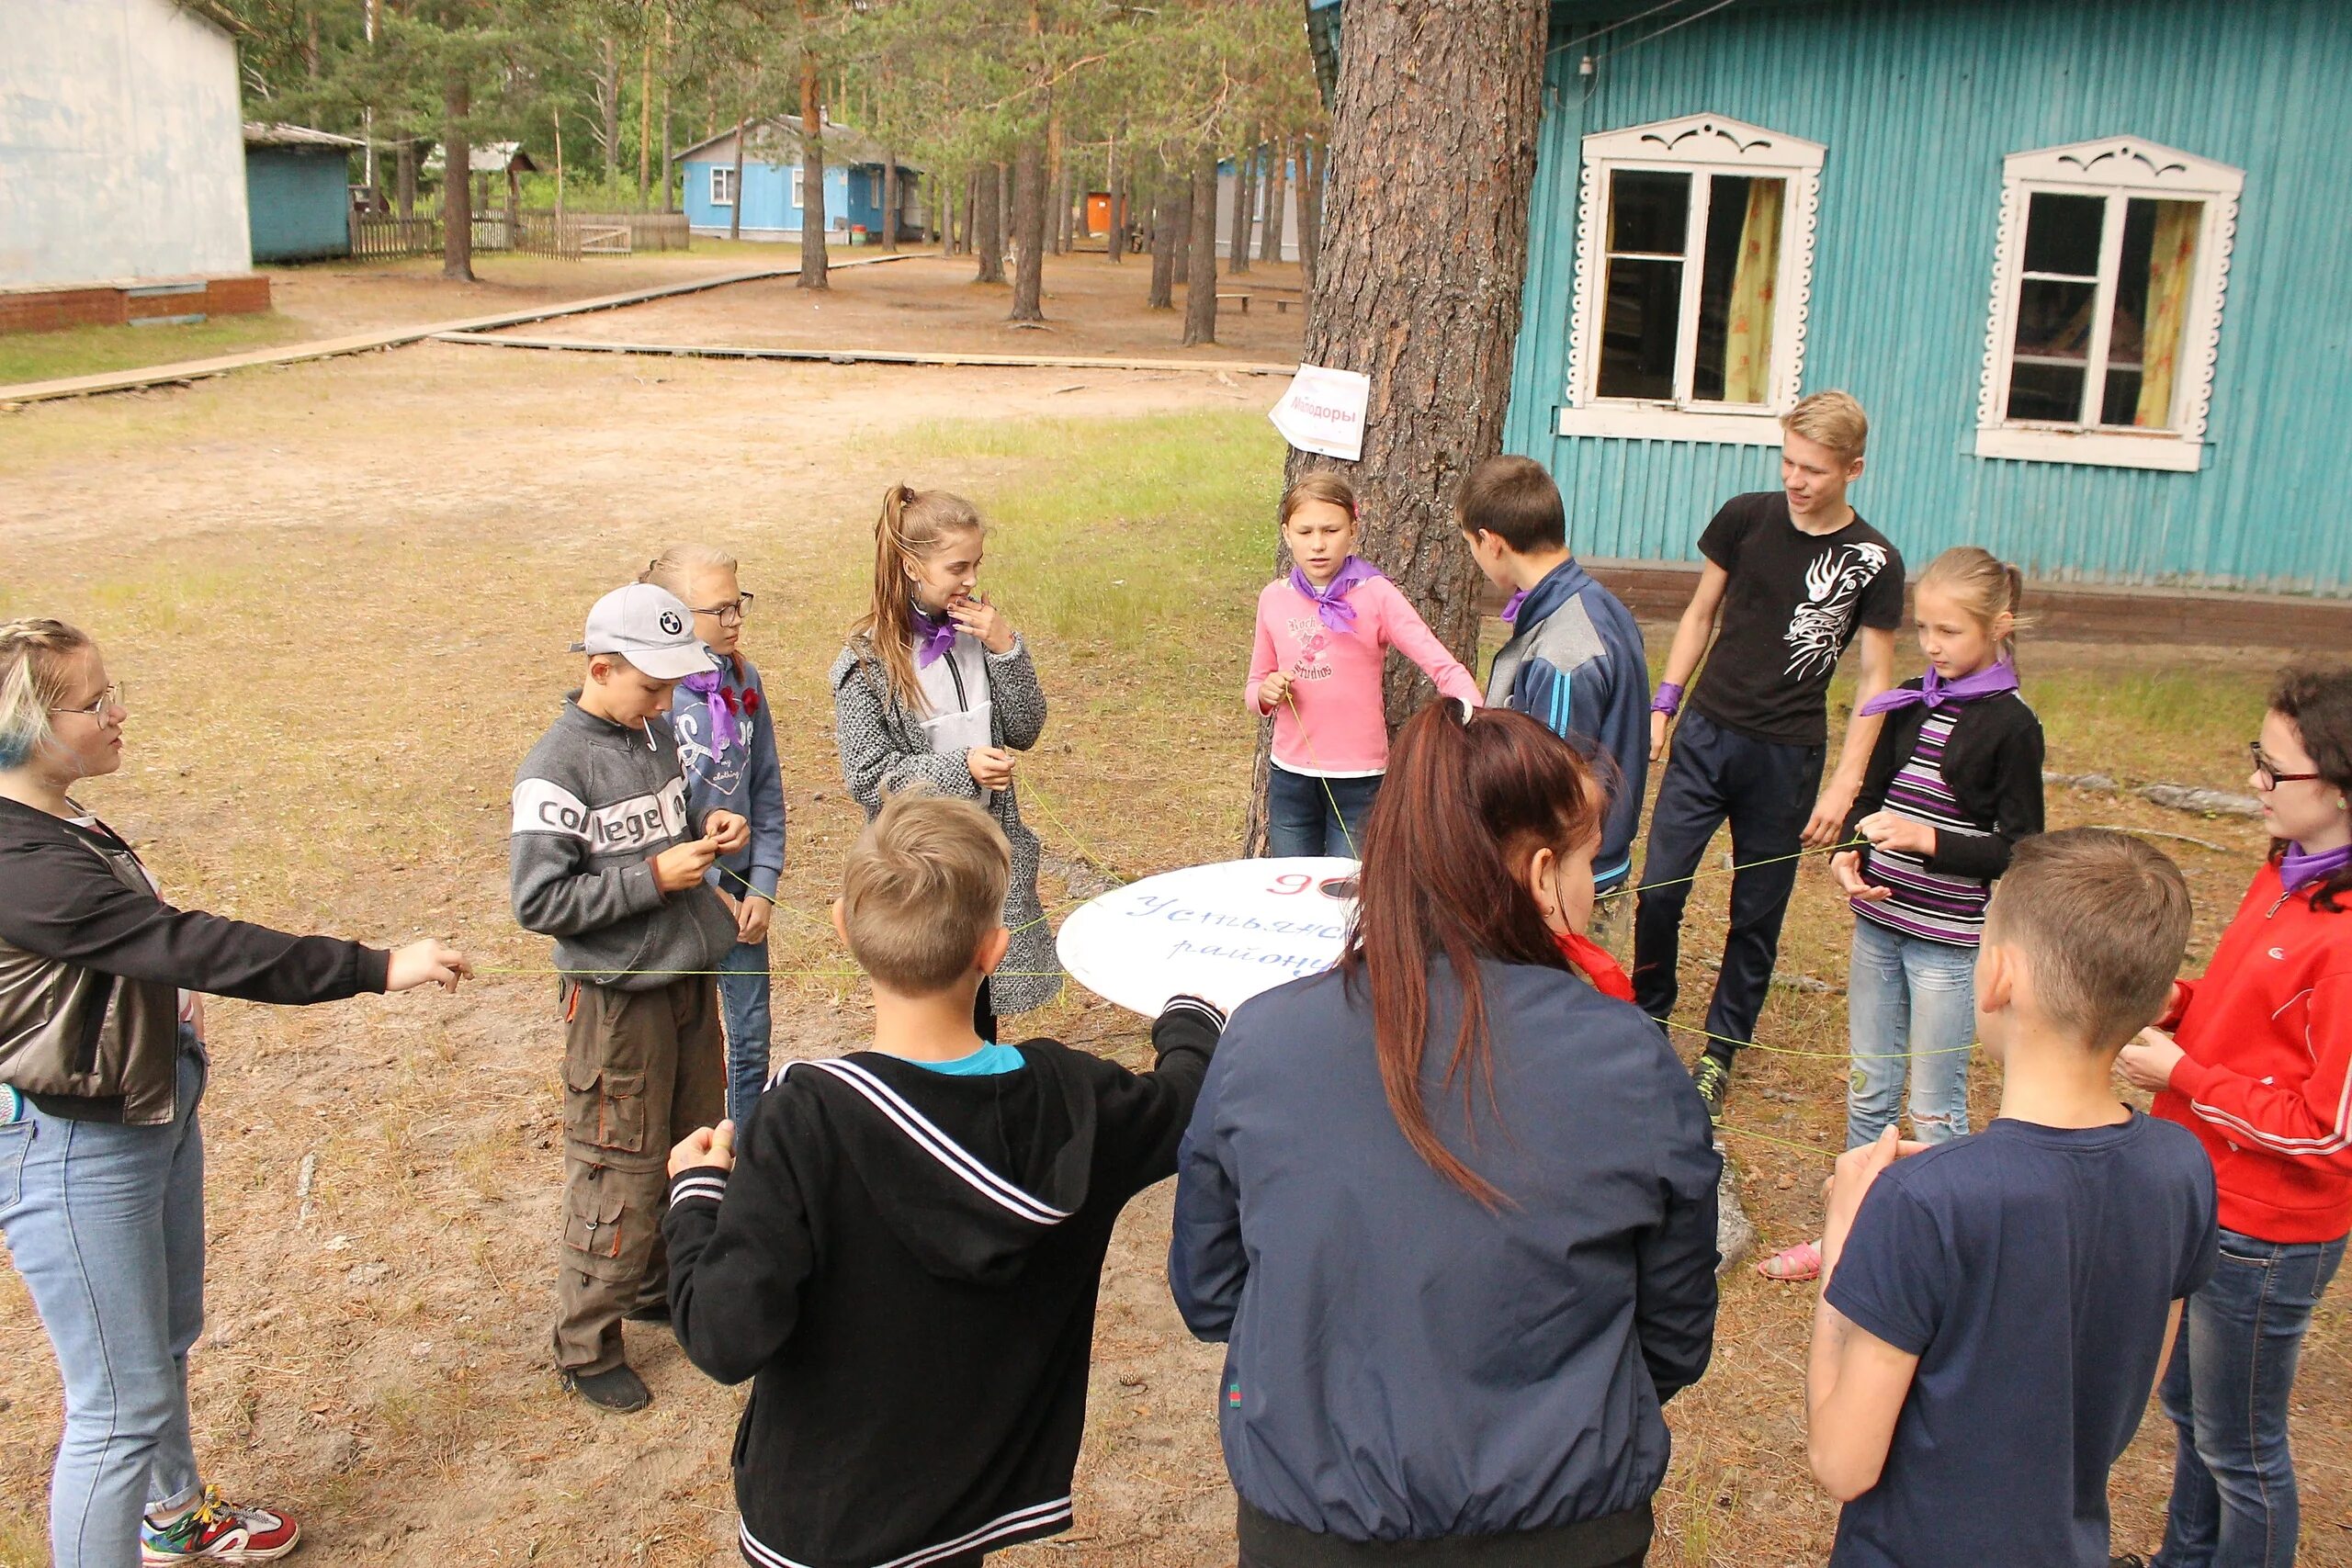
left=511, top=697, right=737, bottom=991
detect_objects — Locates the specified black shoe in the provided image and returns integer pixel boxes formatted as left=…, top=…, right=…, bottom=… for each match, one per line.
left=2109, top=1557, right=2150, bottom=1568
left=1690, top=1050, right=1733, bottom=1125
left=623, top=1301, right=671, bottom=1324
left=560, top=1362, right=650, bottom=1413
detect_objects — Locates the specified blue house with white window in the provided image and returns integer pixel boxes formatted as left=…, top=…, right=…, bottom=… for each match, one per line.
left=1481, top=0, right=2351, bottom=596
left=678, top=116, right=922, bottom=243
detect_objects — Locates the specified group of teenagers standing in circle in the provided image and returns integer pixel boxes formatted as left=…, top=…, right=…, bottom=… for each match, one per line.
left=0, top=384, right=2347, bottom=1568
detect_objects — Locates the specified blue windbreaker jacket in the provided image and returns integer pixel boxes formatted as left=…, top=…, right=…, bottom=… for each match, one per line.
left=1170, top=960, right=1720, bottom=1542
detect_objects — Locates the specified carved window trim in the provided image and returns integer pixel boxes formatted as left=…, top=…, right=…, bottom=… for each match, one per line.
left=1975, top=136, right=2244, bottom=473
left=1559, top=113, right=1826, bottom=446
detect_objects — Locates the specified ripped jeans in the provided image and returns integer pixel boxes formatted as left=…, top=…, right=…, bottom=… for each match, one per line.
left=1847, top=916, right=1976, bottom=1150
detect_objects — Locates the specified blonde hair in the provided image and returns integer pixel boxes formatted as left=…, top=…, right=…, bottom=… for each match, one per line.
left=1781, top=389, right=1868, bottom=461
left=854, top=483, right=985, bottom=714
left=639, top=543, right=740, bottom=600
left=841, top=794, right=1011, bottom=997
left=1917, top=545, right=2030, bottom=665
left=0, top=618, right=95, bottom=771
left=1279, top=471, right=1358, bottom=529
left=1984, top=829, right=2191, bottom=1051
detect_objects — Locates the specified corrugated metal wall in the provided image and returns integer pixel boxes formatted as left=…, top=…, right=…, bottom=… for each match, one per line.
left=245, top=148, right=352, bottom=263
left=1504, top=0, right=2352, bottom=595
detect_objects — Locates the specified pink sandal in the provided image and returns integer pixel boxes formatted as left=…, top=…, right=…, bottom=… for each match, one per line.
left=1756, top=1239, right=1823, bottom=1282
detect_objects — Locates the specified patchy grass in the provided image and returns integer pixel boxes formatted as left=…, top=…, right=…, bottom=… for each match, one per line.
left=0, top=313, right=313, bottom=388
left=0, top=340, right=2338, bottom=1568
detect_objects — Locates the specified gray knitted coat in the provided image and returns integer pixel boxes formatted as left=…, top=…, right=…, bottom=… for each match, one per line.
left=829, top=634, right=1063, bottom=1017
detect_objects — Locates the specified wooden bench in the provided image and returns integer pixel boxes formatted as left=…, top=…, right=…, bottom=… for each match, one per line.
left=1216, top=292, right=1250, bottom=313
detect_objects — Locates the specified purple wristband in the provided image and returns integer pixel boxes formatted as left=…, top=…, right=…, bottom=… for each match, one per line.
left=1651, top=682, right=1685, bottom=716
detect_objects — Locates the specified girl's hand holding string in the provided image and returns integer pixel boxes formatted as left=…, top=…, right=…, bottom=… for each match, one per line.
left=967, top=747, right=1016, bottom=790
left=736, top=894, right=774, bottom=945
left=1258, top=671, right=1294, bottom=713
left=704, top=810, right=752, bottom=855
left=2116, top=1027, right=2185, bottom=1093
left=1856, top=809, right=1936, bottom=858
left=948, top=594, right=1016, bottom=655
left=1831, top=850, right=1891, bottom=903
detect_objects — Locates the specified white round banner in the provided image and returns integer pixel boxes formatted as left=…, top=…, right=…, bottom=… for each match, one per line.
left=1055, top=857, right=1359, bottom=1018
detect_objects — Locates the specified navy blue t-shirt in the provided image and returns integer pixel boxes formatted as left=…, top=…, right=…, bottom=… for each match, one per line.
left=1825, top=1112, right=2217, bottom=1568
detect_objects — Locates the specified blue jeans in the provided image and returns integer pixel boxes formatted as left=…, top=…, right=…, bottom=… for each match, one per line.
left=0, top=1035, right=208, bottom=1568
left=719, top=938, right=772, bottom=1127
left=1633, top=709, right=1825, bottom=1053
left=2154, top=1229, right=2347, bottom=1568
left=1266, top=764, right=1380, bottom=860
left=1845, top=918, right=1975, bottom=1150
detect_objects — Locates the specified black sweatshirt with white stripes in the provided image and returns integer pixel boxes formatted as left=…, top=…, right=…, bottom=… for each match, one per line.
left=662, top=999, right=1224, bottom=1568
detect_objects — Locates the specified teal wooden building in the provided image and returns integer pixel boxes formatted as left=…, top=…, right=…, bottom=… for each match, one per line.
left=243, top=123, right=359, bottom=263
left=1490, top=0, right=2351, bottom=596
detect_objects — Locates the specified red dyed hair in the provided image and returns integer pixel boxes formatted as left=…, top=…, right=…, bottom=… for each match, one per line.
left=1339, top=703, right=1606, bottom=1208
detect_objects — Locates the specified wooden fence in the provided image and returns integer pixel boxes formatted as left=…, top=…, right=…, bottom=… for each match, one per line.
left=348, top=209, right=689, bottom=261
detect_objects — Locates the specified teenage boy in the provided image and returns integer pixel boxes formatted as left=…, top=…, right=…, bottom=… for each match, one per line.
left=1636, top=390, right=1902, bottom=1118
left=512, top=581, right=743, bottom=1414
left=1805, top=829, right=2219, bottom=1568
left=1460, top=454, right=1650, bottom=951
left=662, top=794, right=1225, bottom=1568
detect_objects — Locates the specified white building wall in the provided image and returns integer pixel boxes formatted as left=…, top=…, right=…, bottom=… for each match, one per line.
left=1215, top=168, right=1303, bottom=264
left=0, top=0, right=253, bottom=288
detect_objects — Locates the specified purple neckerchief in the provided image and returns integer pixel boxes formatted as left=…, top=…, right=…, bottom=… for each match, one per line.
left=1859, top=660, right=2020, bottom=716
left=681, top=660, right=740, bottom=753
left=2281, top=841, right=2352, bottom=893
left=1290, top=556, right=1384, bottom=634
left=1500, top=589, right=1528, bottom=624
left=912, top=605, right=958, bottom=668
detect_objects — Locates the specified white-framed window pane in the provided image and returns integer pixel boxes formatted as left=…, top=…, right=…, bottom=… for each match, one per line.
left=710, top=167, right=734, bottom=205
left=2020, top=190, right=2103, bottom=275
left=2100, top=197, right=2202, bottom=429
left=1692, top=174, right=1784, bottom=405
left=1596, top=169, right=1688, bottom=400
left=2006, top=192, right=2104, bottom=422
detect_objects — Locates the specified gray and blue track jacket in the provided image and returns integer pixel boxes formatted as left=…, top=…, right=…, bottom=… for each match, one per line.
left=1485, top=558, right=1650, bottom=893
left=667, top=654, right=786, bottom=904
left=510, top=698, right=737, bottom=990
left=1170, top=958, right=1720, bottom=1542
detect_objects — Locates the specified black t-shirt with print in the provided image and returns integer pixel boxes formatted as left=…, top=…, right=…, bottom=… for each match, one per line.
left=1689, top=491, right=1905, bottom=747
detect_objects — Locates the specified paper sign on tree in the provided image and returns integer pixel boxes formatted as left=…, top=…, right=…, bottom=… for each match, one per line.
left=1269, top=364, right=1372, bottom=462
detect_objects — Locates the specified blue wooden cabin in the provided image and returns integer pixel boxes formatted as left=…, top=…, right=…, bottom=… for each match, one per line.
left=1317, top=0, right=2352, bottom=596
left=678, top=116, right=921, bottom=243
left=243, top=123, right=360, bottom=263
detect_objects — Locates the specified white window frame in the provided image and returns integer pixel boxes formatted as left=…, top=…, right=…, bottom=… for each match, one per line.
left=708, top=166, right=735, bottom=207
left=1974, top=136, right=2242, bottom=473
left=1559, top=113, right=1826, bottom=446
left=790, top=164, right=804, bottom=209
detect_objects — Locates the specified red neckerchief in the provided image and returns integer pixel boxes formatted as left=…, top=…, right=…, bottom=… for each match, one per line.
left=1555, top=929, right=1634, bottom=1001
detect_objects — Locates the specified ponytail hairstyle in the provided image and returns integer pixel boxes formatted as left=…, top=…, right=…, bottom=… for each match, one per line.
left=1917, top=545, right=2030, bottom=668
left=1339, top=703, right=1607, bottom=1209
left=639, top=542, right=740, bottom=599
left=0, top=618, right=96, bottom=772
left=2267, top=665, right=2352, bottom=912
left=853, top=483, right=985, bottom=715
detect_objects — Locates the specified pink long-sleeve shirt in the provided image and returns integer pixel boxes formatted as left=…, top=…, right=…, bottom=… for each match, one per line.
left=1246, top=575, right=1484, bottom=775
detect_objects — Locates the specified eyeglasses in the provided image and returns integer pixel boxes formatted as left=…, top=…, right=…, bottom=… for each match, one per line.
left=689, top=592, right=755, bottom=626
left=2248, top=740, right=2321, bottom=790
left=48, top=682, right=125, bottom=721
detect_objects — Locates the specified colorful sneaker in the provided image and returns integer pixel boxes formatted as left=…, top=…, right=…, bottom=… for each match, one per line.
left=1690, top=1050, right=1733, bottom=1125
left=141, top=1485, right=301, bottom=1563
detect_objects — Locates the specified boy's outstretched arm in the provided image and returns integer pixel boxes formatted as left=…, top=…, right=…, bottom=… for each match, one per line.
left=1806, top=625, right=1895, bottom=847
left=1650, top=561, right=1729, bottom=761
left=1097, top=997, right=1227, bottom=1192
left=1807, top=1127, right=1928, bottom=1502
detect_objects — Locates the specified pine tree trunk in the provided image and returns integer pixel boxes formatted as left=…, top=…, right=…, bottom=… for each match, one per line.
left=397, top=140, right=416, bottom=219
left=1148, top=178, right=1178, bottom=306
left=1010, top=134, right=1047, bottom=321
left=1171, top=175, right=1192, bottom=288
left=601, top=37, right=622, bottom=187
left=1262, top=137, right=1289, bottom=263
left=1241, top=0, right=1550, bottom=853
left=1053, top=161, right=1072, bottom=254
left=882, top=150, right=899, bottom=252
left=974, top=162, right=1005, bottom=284
left=1296, top=135, right=1323, bottom=296
left=442, top=81, right=474, bottom=281
left=798, top=44, right=829, bottom=288
left=1182, top=144, right=1217, bottom=345
left=1227, top=135, right=1253, bottom=276
left=727, top=118, right=745, bottom=242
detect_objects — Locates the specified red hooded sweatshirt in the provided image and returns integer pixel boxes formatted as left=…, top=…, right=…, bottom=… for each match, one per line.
left=2154, top=860, right=2352, bottom=1243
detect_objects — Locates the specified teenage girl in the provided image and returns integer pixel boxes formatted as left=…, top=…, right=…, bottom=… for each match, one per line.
left=1760, top=547, right=2045, bottom=1281
left=831, top=485, right=1061, bottom=1036
left=1248, top=472, right=1482, bottom=859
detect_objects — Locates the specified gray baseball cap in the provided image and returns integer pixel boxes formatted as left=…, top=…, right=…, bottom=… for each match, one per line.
left=571, top=583, right=716, bottom=681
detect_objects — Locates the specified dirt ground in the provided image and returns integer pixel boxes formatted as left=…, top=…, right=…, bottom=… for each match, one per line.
left=1, top=262, right=2346, bottom=1568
